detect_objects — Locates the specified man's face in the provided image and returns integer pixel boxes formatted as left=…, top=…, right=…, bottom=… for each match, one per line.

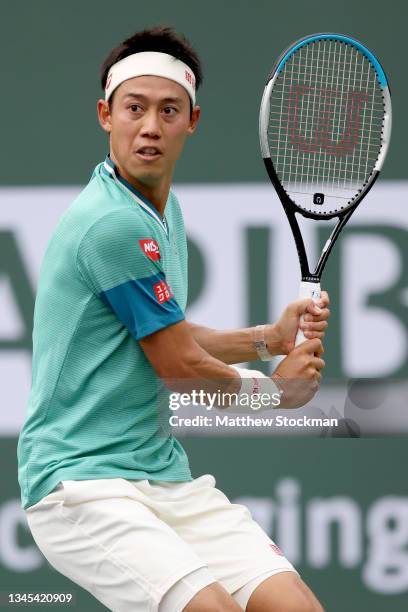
left=97, top=76, right=200, bottom=188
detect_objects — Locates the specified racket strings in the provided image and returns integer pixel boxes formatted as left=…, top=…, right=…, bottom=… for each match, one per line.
left=268, top=39, right=385, bottom=212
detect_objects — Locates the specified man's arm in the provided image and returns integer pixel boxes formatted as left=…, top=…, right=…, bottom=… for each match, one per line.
left=188, top=292, right=330, bottom=364
left=139, top=319, right=325, bottom=409
left=141, top=321, right=240, bottom=381
left=140, top=320, right=242, bottom=398
left=187, top=322, right=278, bottom=364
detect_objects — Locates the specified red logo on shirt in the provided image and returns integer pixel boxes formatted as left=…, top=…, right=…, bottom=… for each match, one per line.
left=153, top=281, right=173, bottom=304
left=270, top=543, right=284, bottom=556
left=139, top=239, right=161, bottom=261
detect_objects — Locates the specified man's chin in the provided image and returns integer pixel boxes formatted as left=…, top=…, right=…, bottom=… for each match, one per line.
left=132, top=171, right=162, bottom=187
left=127, top=161, right=162, bottom=185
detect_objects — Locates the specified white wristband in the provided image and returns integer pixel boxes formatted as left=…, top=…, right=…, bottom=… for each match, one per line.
left=229, top=366, right=282, bottom=411
left=253, top=325, right=274, bottom=361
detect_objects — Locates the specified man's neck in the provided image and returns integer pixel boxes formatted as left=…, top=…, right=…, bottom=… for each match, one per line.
left=126, top=177, right=170, bottom=217
left=110, top=155, right=170, bottom=217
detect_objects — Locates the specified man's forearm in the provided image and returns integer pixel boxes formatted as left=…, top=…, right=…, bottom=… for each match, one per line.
left=188, top=322, right=282, bottom=364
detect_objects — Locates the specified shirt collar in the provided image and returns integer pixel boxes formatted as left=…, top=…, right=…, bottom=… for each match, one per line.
left=101, top=155, right=169, bottom=235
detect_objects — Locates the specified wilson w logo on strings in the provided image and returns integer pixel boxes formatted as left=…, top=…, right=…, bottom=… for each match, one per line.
left=287, top=85, right=368, bottom=156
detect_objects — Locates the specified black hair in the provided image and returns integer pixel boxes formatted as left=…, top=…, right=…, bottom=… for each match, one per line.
left=100, top=25, right=203, bottom=109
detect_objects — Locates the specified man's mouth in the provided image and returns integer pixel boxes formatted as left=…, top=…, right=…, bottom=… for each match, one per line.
left=136, top=147, right=162, bottom=160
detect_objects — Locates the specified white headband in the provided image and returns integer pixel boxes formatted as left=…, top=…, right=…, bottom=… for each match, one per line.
left=105, top=51, right=196, bottom=105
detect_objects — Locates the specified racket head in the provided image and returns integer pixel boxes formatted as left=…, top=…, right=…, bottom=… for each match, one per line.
left=259, top=33, right=392, bottom=219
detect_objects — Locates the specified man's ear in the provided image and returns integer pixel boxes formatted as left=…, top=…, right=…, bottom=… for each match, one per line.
left=97, top=99, right=112, bottom=134
left=187, top=105, right=201, bottom=135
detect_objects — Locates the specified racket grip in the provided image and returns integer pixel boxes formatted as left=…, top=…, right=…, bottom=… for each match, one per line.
left=295, top=280, right=321, bottom=346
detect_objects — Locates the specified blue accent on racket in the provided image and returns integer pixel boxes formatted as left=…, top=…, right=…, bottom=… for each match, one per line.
left=276, top=33, right=388, bottom=87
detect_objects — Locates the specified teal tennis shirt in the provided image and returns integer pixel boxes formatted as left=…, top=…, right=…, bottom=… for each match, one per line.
left=17, top=156, right=192, bottom=510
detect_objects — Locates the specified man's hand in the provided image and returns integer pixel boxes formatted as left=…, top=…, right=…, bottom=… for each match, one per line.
left=272, top=338, right=325, bottom=408
left=268, top=291, right=330, bottom=355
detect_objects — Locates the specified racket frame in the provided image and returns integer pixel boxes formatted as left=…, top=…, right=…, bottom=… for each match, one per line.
left=259, top=32, right=391, bottom=283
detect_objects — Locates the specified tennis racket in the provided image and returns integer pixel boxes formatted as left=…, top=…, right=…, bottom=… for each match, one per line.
left=259, top=33, right=391, bottom=345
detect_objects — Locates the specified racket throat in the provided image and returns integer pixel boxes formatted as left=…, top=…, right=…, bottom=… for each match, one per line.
left=301, top=274, right=321, bottom=284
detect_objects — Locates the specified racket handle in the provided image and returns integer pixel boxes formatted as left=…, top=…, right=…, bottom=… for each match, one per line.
left=295, top=280, right=321, bottom=346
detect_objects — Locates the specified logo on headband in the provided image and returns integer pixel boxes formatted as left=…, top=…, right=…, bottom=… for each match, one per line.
left=105, top=73, right=113, bottom=91
left=185, top=70, right=196, bottom=90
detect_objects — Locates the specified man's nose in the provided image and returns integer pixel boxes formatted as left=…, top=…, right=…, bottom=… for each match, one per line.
left=140, top=109, right=161, bottom=138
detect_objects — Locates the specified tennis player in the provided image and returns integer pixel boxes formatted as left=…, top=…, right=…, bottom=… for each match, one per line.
left=18, top=26, right=329, bottom=612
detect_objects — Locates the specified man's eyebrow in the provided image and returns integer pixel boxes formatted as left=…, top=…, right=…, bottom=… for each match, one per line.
left=123, top=93, right=184, bottom=104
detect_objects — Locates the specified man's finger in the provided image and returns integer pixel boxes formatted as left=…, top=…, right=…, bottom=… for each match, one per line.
left=312, top=357, right=326, bottom=370
left=303, top=330, right=325, bottom=340
left=317, top=290, right=330, bottom=308
left=304, top=308, right=330, bottom=323
left=305, top=301, right=323, bottom=316
left=301, top=320, right=328, bottom=332
left=289, top=298, right=317, bottom=317
left=297, top=338, right=323, bottom=354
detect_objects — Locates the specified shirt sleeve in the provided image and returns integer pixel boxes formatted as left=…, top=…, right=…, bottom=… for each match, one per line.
left=76, top=209, right=185, bottom=339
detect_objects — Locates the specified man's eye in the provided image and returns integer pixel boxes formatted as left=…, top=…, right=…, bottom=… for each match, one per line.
left=130, top=104, right=142, bottom=112
left=162, top=107, right=177, bottom=116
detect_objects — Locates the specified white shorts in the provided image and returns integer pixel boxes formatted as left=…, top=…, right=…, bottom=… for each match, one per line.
left=25, top=475, right=297, bottom=611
